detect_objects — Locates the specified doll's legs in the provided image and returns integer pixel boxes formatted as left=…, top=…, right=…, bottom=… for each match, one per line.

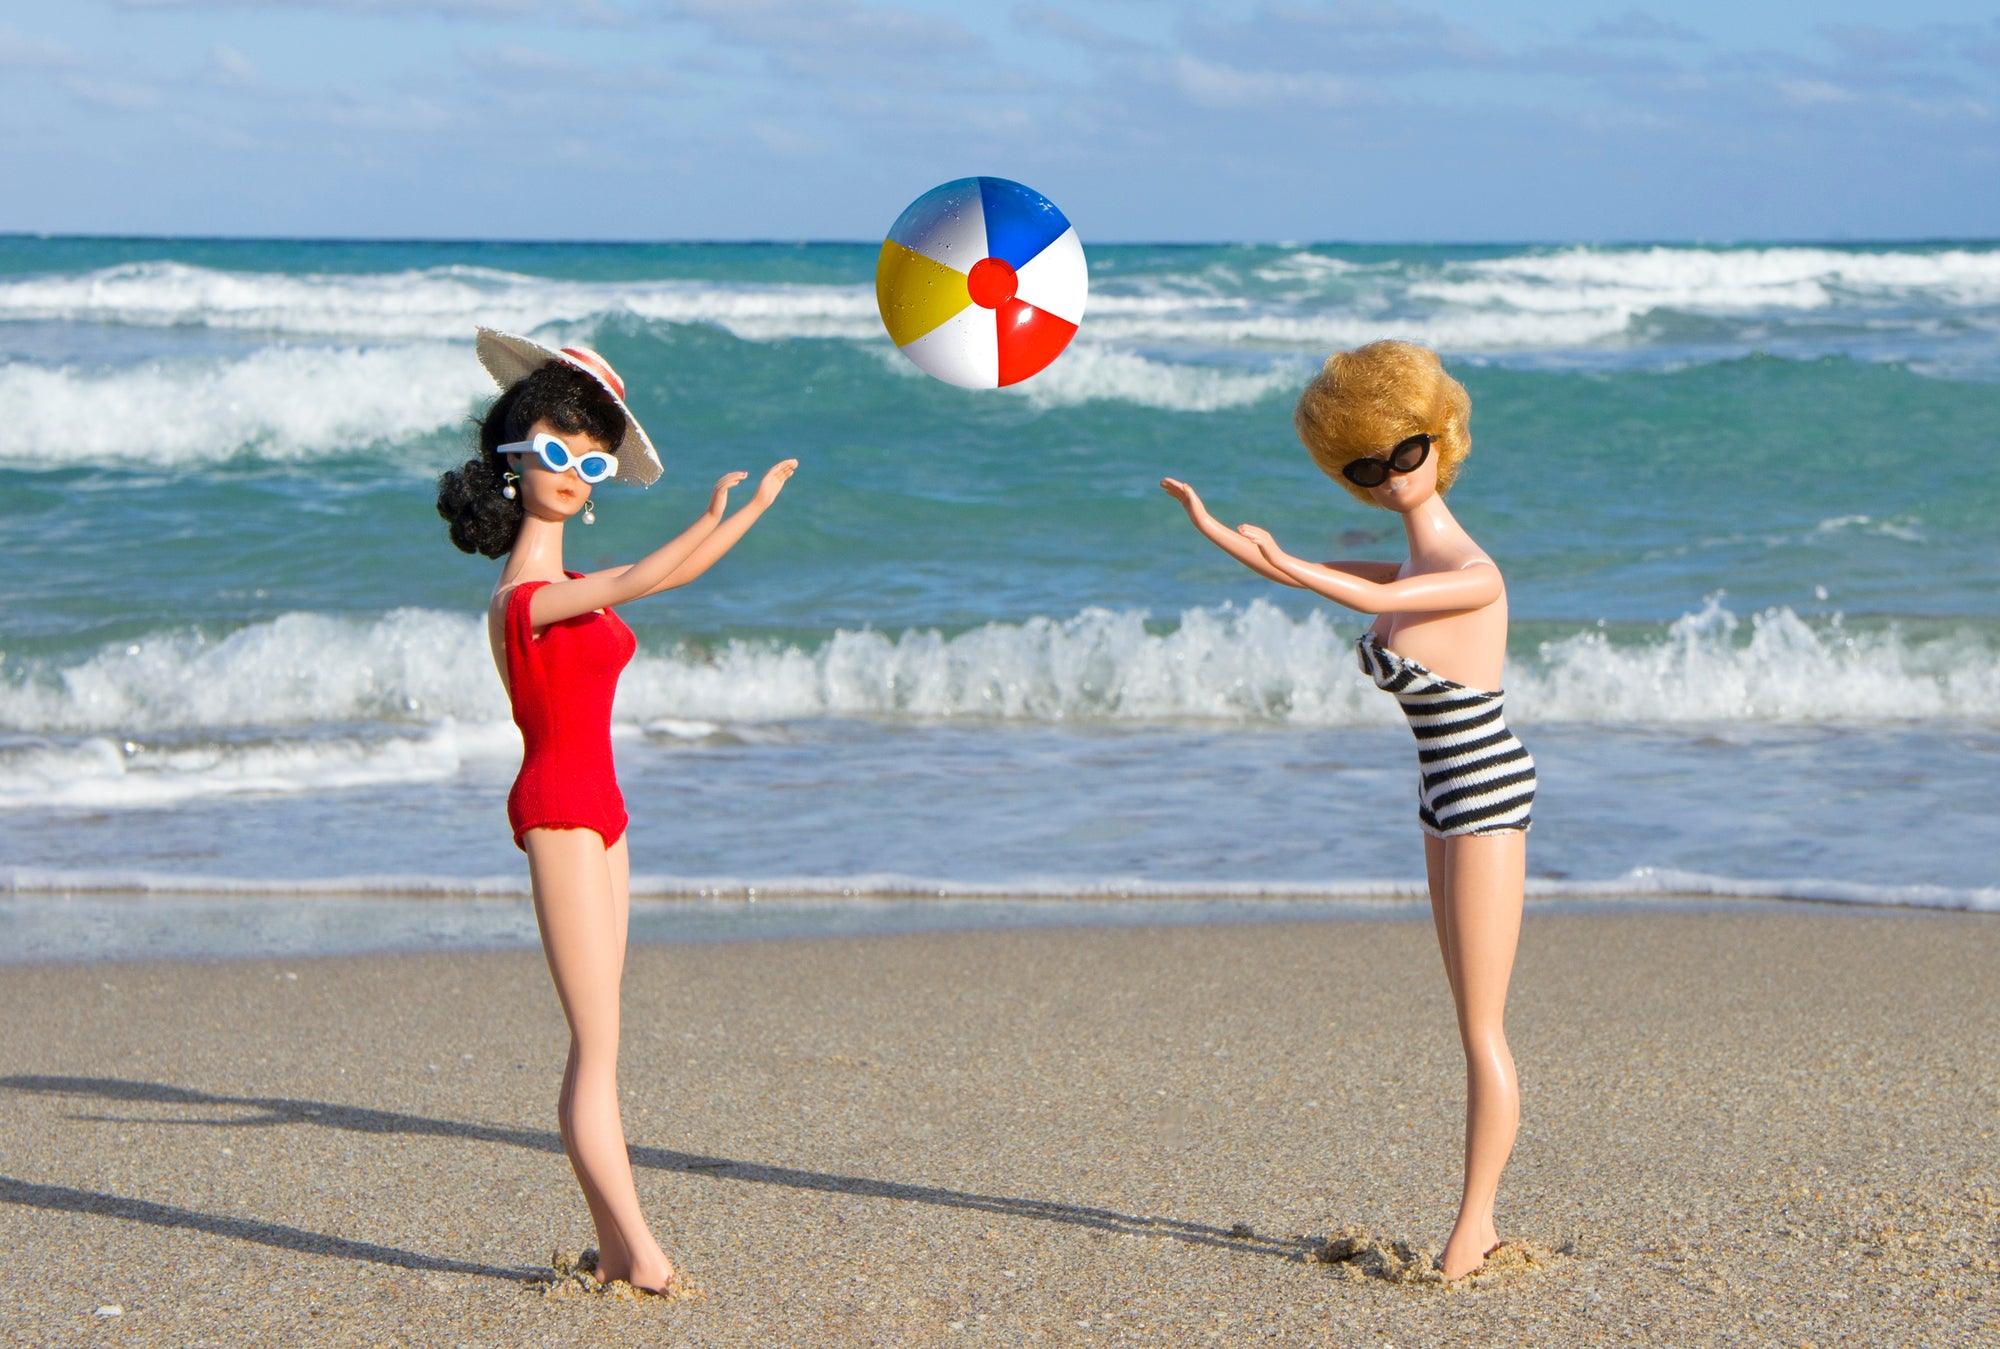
left=553, top=834, right=650, bottom=1281
left=1423, top=829, right=1526, bottom=1280
left=526, top=828, right=673, bottom=1291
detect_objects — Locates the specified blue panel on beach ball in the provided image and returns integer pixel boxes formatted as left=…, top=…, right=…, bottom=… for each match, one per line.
left=978, top=178, right=1071, bottom=271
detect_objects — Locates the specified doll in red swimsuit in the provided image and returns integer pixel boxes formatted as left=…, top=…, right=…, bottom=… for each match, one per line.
left=436, top=327, right=796, bottom=1294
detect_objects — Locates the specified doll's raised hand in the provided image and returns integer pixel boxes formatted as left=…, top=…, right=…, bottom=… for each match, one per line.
left=1237, top=522, right=1279, bottom=553
left=1160, top=482, right=1308, bottom=589
left=708, top=471, right=749, bottom=517
left=754, top=458, right=799, bottom=507
left=1160, top=477, right=1209, bottom=522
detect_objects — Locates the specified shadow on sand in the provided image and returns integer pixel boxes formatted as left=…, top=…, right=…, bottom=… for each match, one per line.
left=1, top=1074, right=1322, bottom=1281
left=0, top=1175, right=538, bottom=1281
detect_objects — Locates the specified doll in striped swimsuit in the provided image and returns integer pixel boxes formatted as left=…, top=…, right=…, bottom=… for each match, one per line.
left=1161, top=340, right=1532, bottom=1282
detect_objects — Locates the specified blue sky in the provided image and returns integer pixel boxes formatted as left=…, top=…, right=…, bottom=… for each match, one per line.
left=3, top=1, right=1996, bottom=241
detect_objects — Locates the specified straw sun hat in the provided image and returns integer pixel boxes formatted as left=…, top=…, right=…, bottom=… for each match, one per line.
left=475, top=327, right=663, bottom=487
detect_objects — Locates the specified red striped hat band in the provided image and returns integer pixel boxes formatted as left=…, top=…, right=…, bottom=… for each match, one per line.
left=560, top=346, right=625, bottom=401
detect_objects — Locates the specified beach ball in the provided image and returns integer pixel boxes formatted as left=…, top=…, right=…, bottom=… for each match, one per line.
left=876, top=177, right=1087, bottom=388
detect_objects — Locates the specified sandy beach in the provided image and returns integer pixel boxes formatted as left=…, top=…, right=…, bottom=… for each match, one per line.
left=4, top=905, right=1995, bottom=1347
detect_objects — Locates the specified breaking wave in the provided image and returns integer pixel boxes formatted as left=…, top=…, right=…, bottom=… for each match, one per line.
left=4, top=242, right=1995, bottom=369
left=2, top=598, right=1992, bottom=743
left=0, top=261, right=879, bottom=343
left=0, top=343, right=488, bottom=464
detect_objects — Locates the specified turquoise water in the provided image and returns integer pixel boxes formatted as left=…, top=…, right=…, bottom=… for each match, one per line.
left=1, top=238, right=1996, bottom=914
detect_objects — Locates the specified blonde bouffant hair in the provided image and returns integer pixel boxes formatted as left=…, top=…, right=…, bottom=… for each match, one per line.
left=1293, top=341, right=1472, bottom=507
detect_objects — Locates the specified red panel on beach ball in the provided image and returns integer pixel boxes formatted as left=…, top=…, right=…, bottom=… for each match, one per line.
left=995, top=299, right=1078, bottom=386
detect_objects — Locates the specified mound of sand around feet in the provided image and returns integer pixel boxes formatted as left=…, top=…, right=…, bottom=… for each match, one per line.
left=534, top=1248, right=704, bottom=1304
left=1313, top=1226, right=1573, bottom=1289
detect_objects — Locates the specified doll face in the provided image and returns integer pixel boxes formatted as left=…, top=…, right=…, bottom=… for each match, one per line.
left=509, top=418, right=613, bottom=523
left=1364, top=439, right=1440, bottom=514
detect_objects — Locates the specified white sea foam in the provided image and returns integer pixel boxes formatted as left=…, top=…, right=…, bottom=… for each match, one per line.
left=870, top=338, right=1302, bottom=411
left=6, top=246, right=1995, bottom=372
left=3, top=599, right=1994, bottom=750
left=4, top=864, right=1994, bottom=912
left=0, top=729, right=482, bottom=810
left=1091, top=245, right=2000, bottom=354
left=1425, top=245, right=2000, bottom=315
left=0, top=608, right=508, bottom=732
left=1811, top=513, right=1927, bottom=543
left=1081, top=305, right=1639, bottom=353
left=1251, top=250, right=1366, bottom=283
left=4, top=333, right=1297, bottom=464
left=0, top=344, right=488, bottom=465
left=0, top=261, right=881, bottom=343
left=1525, top=596, right=2000, bottom=723
left=1009, top=345, right=1302, bottom=411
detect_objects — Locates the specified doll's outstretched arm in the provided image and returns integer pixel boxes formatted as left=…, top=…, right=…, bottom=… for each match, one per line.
left=636, top=459, right=798, bottom=596
left=529, top=474, right=739, bottom=625
left=1160, top=478, right=1303, bottom=588
left=1319, top=559, right=1405, bottom=583
left=1238, top=524, right=1501, bottom=615
left=579, top=471, right=743, bottom=586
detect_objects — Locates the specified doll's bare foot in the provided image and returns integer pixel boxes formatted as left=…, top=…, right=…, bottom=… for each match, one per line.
left=595, top=1248, right=676, bottom=1295
left=628, top=1256, right=677, bottom=1296
left=1438, top=1237, right=1488, bottom=1280
left=622, top=1249, right=676, bottom=1296
left=1438, top=1218, right=1501, bottom=1280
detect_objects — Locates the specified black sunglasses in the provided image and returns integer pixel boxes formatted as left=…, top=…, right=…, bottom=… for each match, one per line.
left=1341, top=433, right=1433, bottom=488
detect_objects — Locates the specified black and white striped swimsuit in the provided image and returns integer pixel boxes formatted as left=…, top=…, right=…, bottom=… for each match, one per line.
left=1358, top=632, right=1535, bottom=838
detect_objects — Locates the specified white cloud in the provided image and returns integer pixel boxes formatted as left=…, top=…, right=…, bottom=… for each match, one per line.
left=0, top=24, right=74, bottom=68
left=1585, top=11, right=1702, bottom=44
left=670, top=0, right=981, bottom=62
left=174, top=111, right=260, bottom=149
left=460, top=43, right=596, bottom=77
left=744, top=117, right=830, bottom=158
left=13, top=0, right=2000, bottom=240
left=1168, top=55, right=1359, bottom=109
left=1777, top=79, right=1858, bottom=106
left=660, top=0, right=993, bottom=95
left=1014, top=6, right=1146, bottom=54
left=454, top=43, right=681, bottom=102
left=1819, top=24, right=1928, bottom=66
left=1890, top=92, right=1989, bottom=120
left=64, top=76, right=164, bottom=111
left=207, top=44, right=258, bottom=88
left=1184, top=1, right=1500, bottom=76
left=316, top=89, right=455, bottom=131
left=117, top=0, right=551, bottom=14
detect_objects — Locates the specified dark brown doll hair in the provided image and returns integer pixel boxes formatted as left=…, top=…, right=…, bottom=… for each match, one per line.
left=434, top=360, right=624, bottom=558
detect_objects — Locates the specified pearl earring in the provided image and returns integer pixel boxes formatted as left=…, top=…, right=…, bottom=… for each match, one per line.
left=582, top=500, right=597, bottom=525
left=501, top=471, right=520, bottom=501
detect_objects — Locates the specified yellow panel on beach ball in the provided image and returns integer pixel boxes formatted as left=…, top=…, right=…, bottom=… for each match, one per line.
left=876, top=240, right=974, bottom=348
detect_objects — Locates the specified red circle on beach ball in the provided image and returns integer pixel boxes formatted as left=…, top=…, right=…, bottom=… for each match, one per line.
left=967, top=256, right=1019, bottom=309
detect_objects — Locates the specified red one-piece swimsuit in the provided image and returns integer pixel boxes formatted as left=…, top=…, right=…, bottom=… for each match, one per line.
left=503, top=574, right=638, bottom=850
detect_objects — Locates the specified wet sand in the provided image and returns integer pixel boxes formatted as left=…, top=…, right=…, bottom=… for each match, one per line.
left=3, top=906, right=1995, bottom=1346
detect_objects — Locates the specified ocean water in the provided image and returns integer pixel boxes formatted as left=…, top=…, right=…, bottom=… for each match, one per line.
left=1, top=236, right=1996, bottom=935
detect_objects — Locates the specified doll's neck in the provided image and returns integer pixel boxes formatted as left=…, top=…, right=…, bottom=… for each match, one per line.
left=1398, top=494, right=1464, bottom=562
left=508, top=514, right=566, bottom=579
